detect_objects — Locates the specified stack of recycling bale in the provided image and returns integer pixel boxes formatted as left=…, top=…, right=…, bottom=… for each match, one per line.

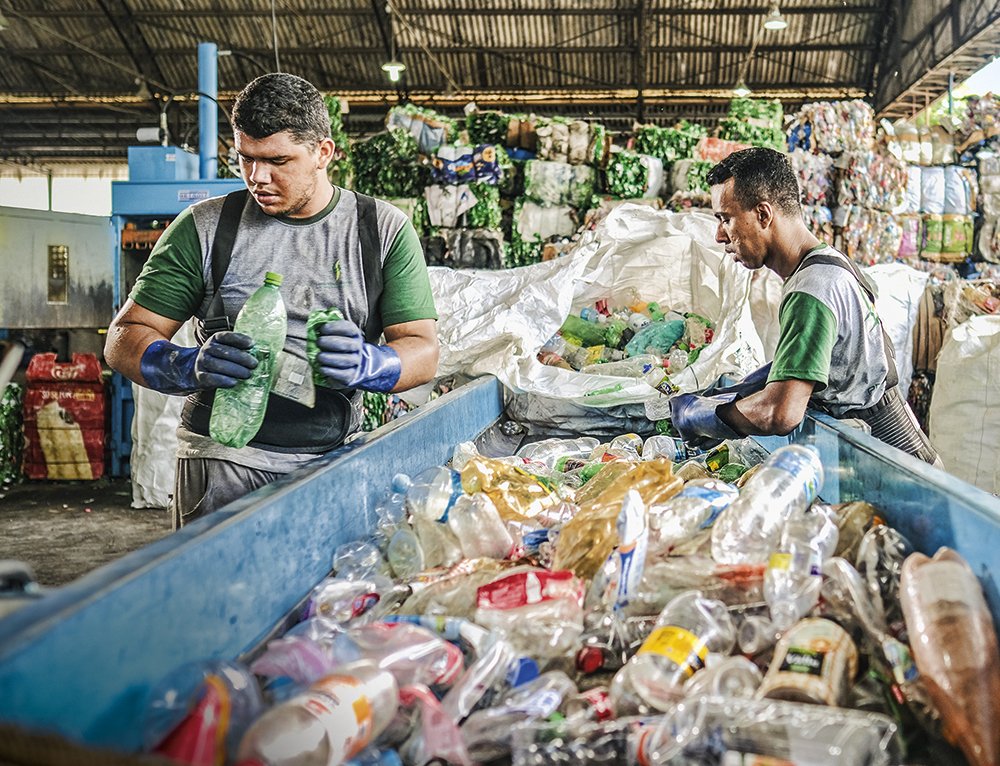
left=976, top=154, right=1000, bottom=263
left=895, top=123, right=976, bottom=264
left=788, top=101, right=909, bottom=266
left=631, top=121, right=707, bottom=211
left=469, top=112, right=608, bottom=266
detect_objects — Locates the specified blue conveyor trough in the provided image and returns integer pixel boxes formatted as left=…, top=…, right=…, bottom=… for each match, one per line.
left=0, top=375, right=997, bottom=753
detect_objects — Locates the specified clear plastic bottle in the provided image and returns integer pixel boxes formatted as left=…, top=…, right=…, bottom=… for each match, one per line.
left=764, top=506, right=839, bottom=630
left=711, top=444, right=824, bottom=565
left=580, top=354, right=660, bottom=378
left=683, top=654, right=762, bottom=698
left=405, top=465, right=463, bottom=522
left=373, top=474, right=413, bottom=548
left=609, top=590, right=736, bottom=714
left=447, top=493, right=515, bottom=559
left=386, top=527, right=425, bottom=580
left=235, top=660, right=399, bottom=766
left=332, top=540, right=388, bottom=581
left=647, top=478, right=740, bottom=556
left=460, top=671, right=577, bottom=762
left=515, top=436, right=599, bottom=469
left=210, top=272, right=287, bottom=448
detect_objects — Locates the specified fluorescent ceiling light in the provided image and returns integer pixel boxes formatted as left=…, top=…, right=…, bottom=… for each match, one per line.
left=764, top=3, right=787, bottom=31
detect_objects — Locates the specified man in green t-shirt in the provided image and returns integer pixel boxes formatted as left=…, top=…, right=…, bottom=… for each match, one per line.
left=671, top=147, right=937, bottom=463
left=105, top=73, right=440, bottom=527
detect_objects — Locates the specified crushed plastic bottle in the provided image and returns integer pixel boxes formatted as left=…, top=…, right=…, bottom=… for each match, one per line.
left=764, top=505, right=839, bottom=629
left=446, top=493, right=515, bottom=560
left=711, top=444, right=824, bottom=564
left=610, top=590, right=736, bottom=714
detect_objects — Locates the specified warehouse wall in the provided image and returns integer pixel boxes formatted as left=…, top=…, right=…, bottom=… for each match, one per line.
left=0, top=206, right=113, bottom=330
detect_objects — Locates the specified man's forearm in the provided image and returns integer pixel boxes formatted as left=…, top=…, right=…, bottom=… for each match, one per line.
left=104, top=320, right=165, bottom=387
left=387, top=335, right=440, bottom=392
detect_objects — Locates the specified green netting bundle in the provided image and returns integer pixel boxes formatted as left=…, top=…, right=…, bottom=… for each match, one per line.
left=352, top=129, right=430, bottom=198
left=467, top=110, right=511, bottom=146
left=717, top=117, right=785, bottom=151
left=0, top=383, right=23, bottom=486
left=605, top=151, right=664, bottom=198
left=634, top=123, right=706, bottom=166
left=467, top=183, right=503, bottom=230
left=684, top=160, right=714, bottom=192
left=324, top=95, right=353, bottom=187
left=727, top=97, right=784, bottom=128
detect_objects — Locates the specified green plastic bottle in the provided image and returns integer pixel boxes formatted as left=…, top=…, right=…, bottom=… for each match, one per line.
left=209, top=272, right=287, bottom=448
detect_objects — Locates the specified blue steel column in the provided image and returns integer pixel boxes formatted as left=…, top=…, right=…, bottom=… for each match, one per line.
left=198, top=42, right=218, bottom=180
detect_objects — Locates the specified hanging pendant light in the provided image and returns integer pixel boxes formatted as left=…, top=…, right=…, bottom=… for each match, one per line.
left=381, top=60, right=406, bottom=82
left=733, top=78, right=752, bottom=97
left=764, top=3, right=788, bottom=31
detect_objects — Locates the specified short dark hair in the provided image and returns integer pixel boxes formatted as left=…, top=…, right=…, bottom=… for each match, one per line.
left=706, top=147, right=801, bottom=217
left=232, top=73, right=331, bottom=146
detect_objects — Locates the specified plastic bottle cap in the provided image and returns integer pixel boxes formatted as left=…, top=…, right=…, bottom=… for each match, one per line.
left=576, top=645, right=605, bottom=674
left=264, top=271, right=283, bottom=286
left=506, top=656, right=539, bottom=687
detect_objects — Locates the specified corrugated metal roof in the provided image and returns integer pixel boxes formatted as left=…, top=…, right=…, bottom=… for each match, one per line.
left=0, top=0, right=965, bottom=167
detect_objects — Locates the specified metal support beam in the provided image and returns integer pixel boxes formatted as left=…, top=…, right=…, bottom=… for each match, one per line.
left=875, top=0, right=1000, bottom=115
left=12, top=5, right=881, bottom=18
left=93, top=0, right=168, bottom=94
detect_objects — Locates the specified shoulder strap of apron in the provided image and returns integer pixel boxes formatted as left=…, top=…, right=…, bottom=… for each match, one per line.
left=200, top=189, right=250, bottom=337
left=797, top=252, right=899, bottom=389
left=355, top=191, right=384, bottom=344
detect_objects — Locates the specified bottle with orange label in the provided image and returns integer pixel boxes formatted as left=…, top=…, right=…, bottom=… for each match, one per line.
left=608, top=589, right=736, bottom=715
left=235, top=660, right=398, bottom=766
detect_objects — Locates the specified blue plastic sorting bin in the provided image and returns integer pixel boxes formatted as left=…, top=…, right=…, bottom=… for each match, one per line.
left=0, top=374, right=997, bottom=755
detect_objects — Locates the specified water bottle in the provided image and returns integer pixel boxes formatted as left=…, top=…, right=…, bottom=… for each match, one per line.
left=460, top=671, right=577, bottom=762
left=405, top=465, right=463, bottom=521
left=609, top=590, right=736, bottom=715
left=447, top=493, right=515, bottom=559
left=711, top=445, right=824, bottom=565
left=580, top=354, right=660, bottom=379
left=209, top=272, right=287, bottom=448
left=764, top=506, right=839, bottom=630
left=647, top=478, right=739, bottom=556
left=235, top=660, right=398, bottom=766
left=332, top=540, right=388, bottom=581
left=516, top=436, right=599, bottom=470
left=386, top=527, right=425, bottom=579
left=373, top=474, right=412, bottom=549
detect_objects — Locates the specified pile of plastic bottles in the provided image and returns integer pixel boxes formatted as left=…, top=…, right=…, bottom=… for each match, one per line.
left=537, top=298, right=715, bottom=395
left=143, top=435, right=1000, bottom=766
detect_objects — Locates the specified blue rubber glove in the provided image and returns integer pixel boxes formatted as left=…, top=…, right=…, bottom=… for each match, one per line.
left=702, top=362, right=773, bottom=399
left=670, top=391, right=742, bottom=449
left=315, top=320, right=402, bottom=393
left=139, top=333, right=256, bottom=395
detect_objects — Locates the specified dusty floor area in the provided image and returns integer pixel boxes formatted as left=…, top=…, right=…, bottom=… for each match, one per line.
left=0, top=477, right=172, bottom=587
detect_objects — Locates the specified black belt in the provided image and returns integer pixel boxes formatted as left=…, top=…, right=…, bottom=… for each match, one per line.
left=181, top=386, right=357, bottom=454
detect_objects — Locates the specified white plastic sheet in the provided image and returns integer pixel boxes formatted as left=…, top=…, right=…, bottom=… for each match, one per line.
left=130, top=322, right=196, bottom=509
left=929, top=315, right=1000, bottom=495
left=430, top=205, right=766, bottom=409
left=862, top=263, right=930, bottom=399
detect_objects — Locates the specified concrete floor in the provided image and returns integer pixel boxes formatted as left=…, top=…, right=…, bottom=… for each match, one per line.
left=0, top=477, right=172, bottom=587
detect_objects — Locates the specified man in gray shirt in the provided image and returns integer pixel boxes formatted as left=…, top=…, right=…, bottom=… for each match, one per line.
left=671, top=147, right=937, bottom=463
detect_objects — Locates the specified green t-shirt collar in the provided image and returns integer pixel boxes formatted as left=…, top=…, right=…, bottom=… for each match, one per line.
left=273, top=186, right=341, bottom=226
